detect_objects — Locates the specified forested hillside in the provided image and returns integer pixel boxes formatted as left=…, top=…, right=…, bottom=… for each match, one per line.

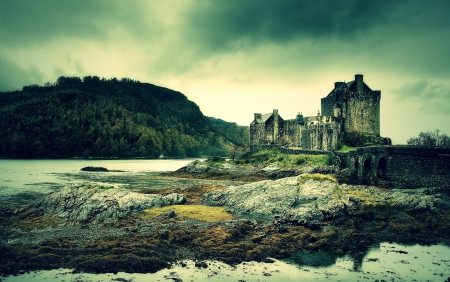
left=0, top=76, right=249, bottom=158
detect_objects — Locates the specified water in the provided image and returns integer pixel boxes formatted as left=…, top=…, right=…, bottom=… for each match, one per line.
left=0, top=159, right=200, bottom=209
left=2, top=243, right=449, bottom=281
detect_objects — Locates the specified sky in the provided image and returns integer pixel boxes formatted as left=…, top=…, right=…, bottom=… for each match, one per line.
left=1, top=0, right=450, bottom=144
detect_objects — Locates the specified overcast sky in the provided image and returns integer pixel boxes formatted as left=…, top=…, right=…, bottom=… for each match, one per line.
left=1, top=0, right=449, bottom=144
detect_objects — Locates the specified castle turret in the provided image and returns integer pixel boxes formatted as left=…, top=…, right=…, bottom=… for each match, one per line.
left=334, top=82, right=344, bottom=89
left=296, top=112, right=305, bottom=124
left=273, top=109, right=279, bottom=142
left=355, top=74, right=363, bottom=93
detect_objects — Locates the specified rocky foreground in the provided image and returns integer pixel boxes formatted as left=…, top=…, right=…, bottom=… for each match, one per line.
left=1, top=163, right=450, bottom=276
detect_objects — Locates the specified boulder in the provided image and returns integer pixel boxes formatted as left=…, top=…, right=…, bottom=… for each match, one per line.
left=28, top=183, right=186, bottom=224
left=202, top=175, right=348, bottom=222
left=177, top=160, right=210, bottom=173
left=202, top=175, right=449, bottom=223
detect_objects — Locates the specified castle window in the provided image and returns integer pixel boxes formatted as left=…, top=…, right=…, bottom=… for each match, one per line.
left=361, top=109, right=364, bottom=116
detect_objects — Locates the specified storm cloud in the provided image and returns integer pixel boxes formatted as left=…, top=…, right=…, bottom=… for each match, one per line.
left=0, top=0, right=449, bottom=142
left=394, top=80, right=450, bottom=114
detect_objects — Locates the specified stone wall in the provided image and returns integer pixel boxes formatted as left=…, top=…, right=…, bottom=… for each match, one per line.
left=337, top=146, right=450, bottom=188
left=284, top=116, right=340, bottom=151
left=344, top=91, right=380, bottom=136
left=385, top=146, right=450, bottom=188
left=321, top=95, right=335, bottom=117
left=284, top=120, right=304, bottom=147
left=250, top=114, right=285, bottom=153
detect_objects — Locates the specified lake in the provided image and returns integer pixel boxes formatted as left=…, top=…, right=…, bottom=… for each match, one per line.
left=0, top=158, right=217, bottom=209
left=1, top=159, right=449, bottom=281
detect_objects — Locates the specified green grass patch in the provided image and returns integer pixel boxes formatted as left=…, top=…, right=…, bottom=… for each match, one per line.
left=237, top=148, right=331, bottom=168
left=142, top=205, right=234, bottom=222
left=205, top=156, right=227, bottom=167
left=336, top=145, right=357, bottom=152
left=298, top=173, right=338, bottom=186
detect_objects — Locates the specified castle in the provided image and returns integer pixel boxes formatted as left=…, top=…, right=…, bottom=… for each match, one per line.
left=250, top=74, right=386, bottom=152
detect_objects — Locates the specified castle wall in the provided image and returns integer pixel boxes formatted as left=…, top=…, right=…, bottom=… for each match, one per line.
left=250, top=114, right=284, bottom=153
left=344, top=91, right=380, bottom=135
left=253, top=75, right=381, bottom=152
left=321, top=94, right=336, bottom=117
left=283, top=116, right=339, bottom=151
left=284, top=120, right=304, bottom=147
left=301, top=123, right=339, bottom=151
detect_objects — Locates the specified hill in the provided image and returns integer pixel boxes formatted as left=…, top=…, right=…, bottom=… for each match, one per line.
left=0, top=76, right=249, bottom=158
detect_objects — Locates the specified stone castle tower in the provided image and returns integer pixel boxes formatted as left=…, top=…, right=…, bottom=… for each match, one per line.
left=321, top=74, right=381, bottom=136
left=250, top=74, right=384, bottom=152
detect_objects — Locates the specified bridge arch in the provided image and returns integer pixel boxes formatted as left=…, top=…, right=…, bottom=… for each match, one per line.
left=376, top=157, right=387, bottom=180
left=362, top=157, right=372, bottom=185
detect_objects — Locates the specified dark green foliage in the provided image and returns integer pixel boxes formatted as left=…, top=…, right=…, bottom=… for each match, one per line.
left=342, top=131, right=387, bottom=147
left=0, top=76, right=249, bottom=158
left=208, top=117, right=249, bottom=146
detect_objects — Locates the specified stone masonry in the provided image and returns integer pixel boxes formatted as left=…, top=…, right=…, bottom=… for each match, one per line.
left=250, top=74, right=383, bottom=152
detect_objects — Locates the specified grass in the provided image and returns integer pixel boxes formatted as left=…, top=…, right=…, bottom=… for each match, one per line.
left=336, top=145, right=357, bottom=152
left=205, top=156, right=227, bottom=167
left=142, top=205, right=234, bottom=222
left=237, top=148, right=332, bottom=168
left=297, top=173, right=338, bottom=185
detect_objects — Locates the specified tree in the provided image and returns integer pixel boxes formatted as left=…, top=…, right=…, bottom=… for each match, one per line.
left=407, top=129, right=450, bottom=147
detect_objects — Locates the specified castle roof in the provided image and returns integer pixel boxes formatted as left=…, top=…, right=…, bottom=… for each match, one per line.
left=325, top=78, right=374, bottom=99
left=253, top=113, right=272, bottom=124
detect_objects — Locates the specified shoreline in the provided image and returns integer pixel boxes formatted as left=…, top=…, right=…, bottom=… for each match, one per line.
left=1, top=159, right=450, bottom=278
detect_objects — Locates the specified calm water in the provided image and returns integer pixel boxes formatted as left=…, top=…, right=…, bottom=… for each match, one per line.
left=0, top=159, right=199, bottom=209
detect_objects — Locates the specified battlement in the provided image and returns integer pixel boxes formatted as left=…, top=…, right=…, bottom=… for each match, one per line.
left=251, top=74, right=383, bottom=151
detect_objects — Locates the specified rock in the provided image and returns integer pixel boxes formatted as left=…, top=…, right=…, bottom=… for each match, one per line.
left=201, top=175, right=449, bottom=223
left=264, top=169, right=298, bottom=180
left=81, top=166, right=108, bottom=172
left=177, top=160, right=210, bottom=173
left=161, top=193, right=187, bottom=206
left=25, top=183, right=186, bottom=224
left=202, top=175, right=349, bottom=222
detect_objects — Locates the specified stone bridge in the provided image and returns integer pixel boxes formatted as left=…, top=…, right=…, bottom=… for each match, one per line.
left=335, top=146, right=450, bottom=188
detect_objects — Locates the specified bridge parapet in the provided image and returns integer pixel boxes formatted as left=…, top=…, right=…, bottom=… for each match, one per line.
left=336, top=145, right=450, bottom=188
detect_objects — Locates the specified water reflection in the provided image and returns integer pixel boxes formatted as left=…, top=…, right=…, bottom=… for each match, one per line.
left=287, top=250, right=343, bottom=267
left=3, top=243, right=450, bottom=281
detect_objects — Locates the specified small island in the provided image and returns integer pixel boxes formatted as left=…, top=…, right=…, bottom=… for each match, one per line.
left=81, top=166, right=109, bottom=172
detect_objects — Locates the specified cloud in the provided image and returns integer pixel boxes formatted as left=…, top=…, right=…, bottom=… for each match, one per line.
left=393, top=80, right=450, bottom=114
left=1, top=0, right=450, bottom=94
left=0, top=1, right=165, bottom=48
left=0, top=56, right=45, bottom=91
left=184, top=0, right=403, bottom=52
